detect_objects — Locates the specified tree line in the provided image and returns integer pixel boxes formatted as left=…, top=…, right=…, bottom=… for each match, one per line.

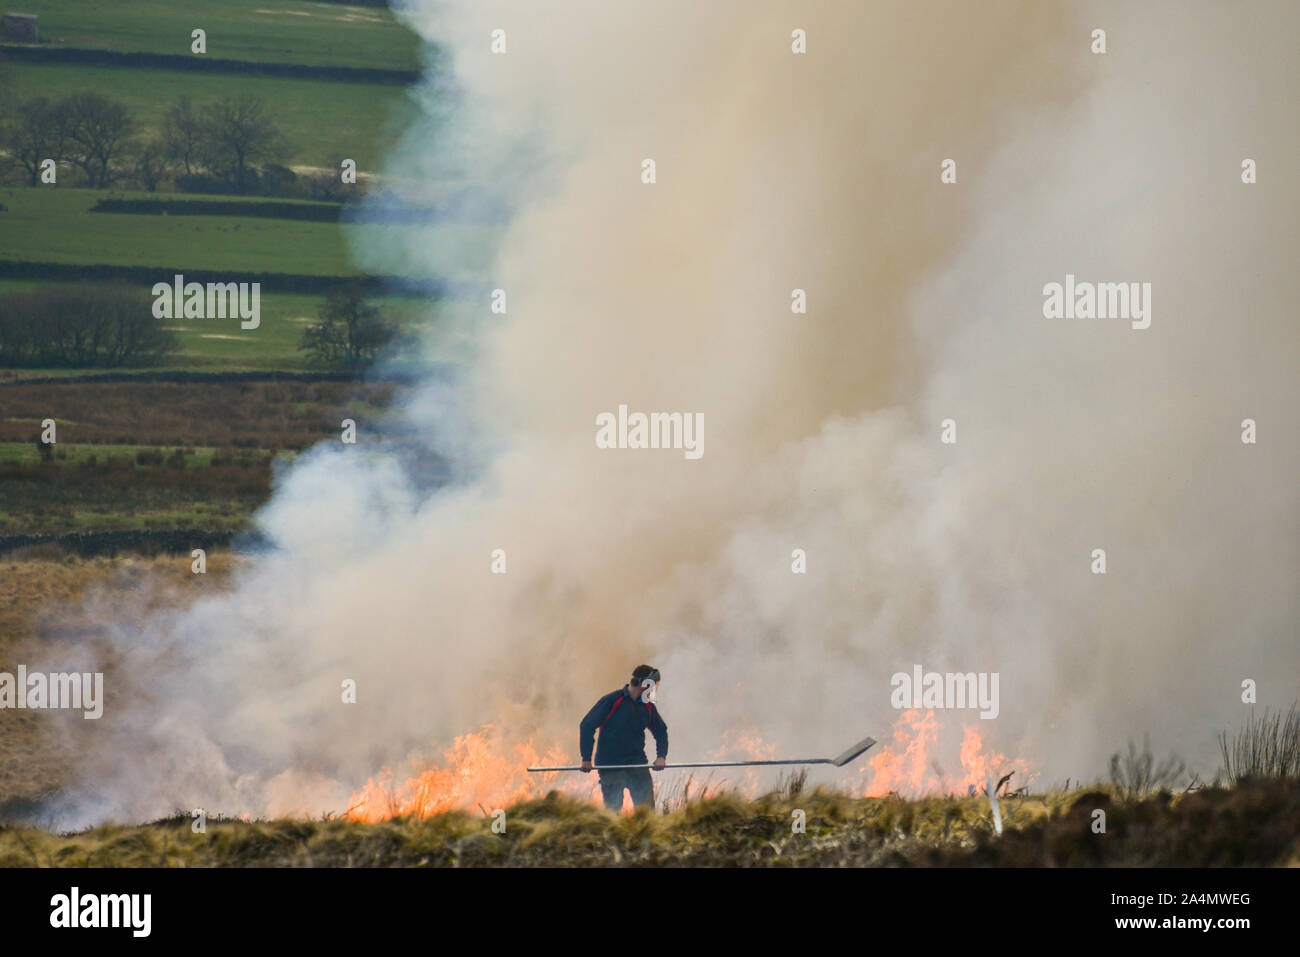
left=0, top=93, right=348, bottom=199
left=0, top=284, right=178, bottom=367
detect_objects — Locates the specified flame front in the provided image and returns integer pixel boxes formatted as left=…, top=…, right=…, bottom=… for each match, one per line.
left=859, top=711, right=1030, bottom=797
left=345, top=713, right=1033, bottom=822
left=345, top=725, right=588, bottom=823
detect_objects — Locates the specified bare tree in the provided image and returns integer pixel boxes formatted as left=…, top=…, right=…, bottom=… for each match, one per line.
left=2, top=96, right=70, bottom=186
left=162, top=95, right=203, bottom=176
left=131, top=137, right=173, bottom=192
left=63, top=92, right=135, bottom=188
left=198, top=95, right=284, bottom=193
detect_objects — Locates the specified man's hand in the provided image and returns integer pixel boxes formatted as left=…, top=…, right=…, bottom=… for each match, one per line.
left=652, top=757, right=666, bottom=771
left=581, top=760, right=593, bottom=773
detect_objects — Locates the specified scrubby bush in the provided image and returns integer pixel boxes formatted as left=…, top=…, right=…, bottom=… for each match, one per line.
left=1108, top=736, right=1187, bottom=801
left=299, top=286, right=398, bottom=371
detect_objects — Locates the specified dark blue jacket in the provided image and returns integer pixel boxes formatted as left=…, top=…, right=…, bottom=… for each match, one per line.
left=579, top=687, right=669, bottom=766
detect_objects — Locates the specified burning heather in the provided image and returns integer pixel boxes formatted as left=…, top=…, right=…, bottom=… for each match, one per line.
left=343, top=713, right=1029, bottom=822
left=25, top=0, right=1298, bottom=833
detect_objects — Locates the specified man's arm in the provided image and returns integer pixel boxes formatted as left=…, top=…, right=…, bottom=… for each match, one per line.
left=649, top=705, right=668, bottom=762
left=578, top=693, right=610, bottom=762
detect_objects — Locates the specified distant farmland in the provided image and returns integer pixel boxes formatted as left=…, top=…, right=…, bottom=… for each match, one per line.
left=0, top=0, right=422, bottom=72
left=0, top=0, right=447, bottom=542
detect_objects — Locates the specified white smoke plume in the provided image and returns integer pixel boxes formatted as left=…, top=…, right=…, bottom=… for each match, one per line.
left=45, top=0, right=1298, bottom=825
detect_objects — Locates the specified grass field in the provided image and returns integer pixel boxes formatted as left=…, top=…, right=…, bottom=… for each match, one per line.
left=152, top=291, right=439, bottom=369
left=0, top=0, right=422, bottom=72
left=0, top=188, right=497, bottom=283
left=0, top=441, right=277, bottom=468
left=0, top=187, right=356, bottom=274
left=0, top=184, right=494, bottom=374
left=0, top=279, right=472, bottom=371
left=5, top=62, right=419, bottom=172
left=0, top=377, right=405, bottom=534
left=0, top=488, right=269, bottom=535
left=0, top=378, right=401, bottom=447
left=0, top=446, right=278, bottom=535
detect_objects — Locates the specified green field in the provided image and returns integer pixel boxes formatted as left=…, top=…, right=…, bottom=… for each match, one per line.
left=152, top=291, right=449, bottom=370
left=0, top=186, right=353, bottom=273
left=5, top=63, right=417, bottom=171
left=0, top=182, right=496, bottom=372
left=1, top=188, right=495, bottom=279
left=0, top=283, right=365, bottom=370
left=0, top=279, right=456, bottom=371
left=0, top=0, right=422, bottom=72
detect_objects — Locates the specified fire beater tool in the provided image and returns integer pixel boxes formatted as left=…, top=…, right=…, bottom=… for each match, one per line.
left=526, top=734, right=876, bottom=772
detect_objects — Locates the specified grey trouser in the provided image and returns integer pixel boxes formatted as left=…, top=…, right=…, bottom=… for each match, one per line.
left=598, top=767, right=654, bottom=812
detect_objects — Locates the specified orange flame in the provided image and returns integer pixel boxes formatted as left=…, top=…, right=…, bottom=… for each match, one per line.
left=344, top=713, right=1033, bottom=822
left=345, top=724, right=588, bottom=823
left=863, top=709, right=942, bottom=795
left=857, top=711, right=1031, bottom=797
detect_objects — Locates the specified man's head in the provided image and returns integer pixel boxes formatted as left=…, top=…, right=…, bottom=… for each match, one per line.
left=629, top=665, right=660, bottom=699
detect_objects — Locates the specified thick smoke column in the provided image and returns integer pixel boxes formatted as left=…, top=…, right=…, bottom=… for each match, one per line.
left=51, top=0, right=1298, bottom=824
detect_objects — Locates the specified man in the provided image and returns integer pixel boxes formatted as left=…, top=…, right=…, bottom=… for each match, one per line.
left=578, top=665, right=669, bottom=812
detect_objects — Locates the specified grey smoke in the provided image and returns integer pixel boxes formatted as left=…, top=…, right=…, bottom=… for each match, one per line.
left=44, top=0, right=1298, bottom=826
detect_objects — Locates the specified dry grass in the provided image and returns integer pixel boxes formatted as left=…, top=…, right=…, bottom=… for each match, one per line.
left=0, top=379, right=398, bottom=449
left=1219, top=703, right=1300, bottom=783
left=1108, top=736, right=1189, bottom=801
left=3, top=778, right=1295, bottom=867
left=0, top=454, right=274, bottom=535
left=0, top=377, right=405, bottom=534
